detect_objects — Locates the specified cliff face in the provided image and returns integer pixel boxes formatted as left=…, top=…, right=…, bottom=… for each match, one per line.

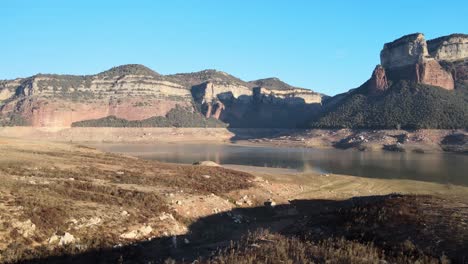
left=427, top=34, right=468, bottom=61
left=313, top=32, right=468, bottom=130
left=368, top=65, right=389, bottom=95
left=381, top=33, right=429, bottom=69
left=0, top=66, right=194, bottom=127
left=378, top=33, right=467, bottom=90
left=0, top=65, right=323, bottom=128
left=189, top=79, right=323, bottom=128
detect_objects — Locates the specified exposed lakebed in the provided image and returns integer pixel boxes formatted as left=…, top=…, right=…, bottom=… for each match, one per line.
left=91, top=143, right=468, bottom=186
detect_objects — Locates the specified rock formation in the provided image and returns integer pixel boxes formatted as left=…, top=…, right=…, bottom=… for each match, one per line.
left=368, top=65, right=389, bottom=94
left=427, top=34, right=468, bottom=61
left=381, top=33, right=429, bottom=69
left=378, top=33, right=467, bottom=90
left=0, top=66, right=193, bottom=127
left=0, top=65, right=324, bottom=128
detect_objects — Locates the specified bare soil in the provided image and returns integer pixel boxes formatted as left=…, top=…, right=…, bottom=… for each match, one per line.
left=0, top=138, right=466, bottom=263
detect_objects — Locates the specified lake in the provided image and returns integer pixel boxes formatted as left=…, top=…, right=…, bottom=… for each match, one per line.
left=91, top=143, right=468, bottom=187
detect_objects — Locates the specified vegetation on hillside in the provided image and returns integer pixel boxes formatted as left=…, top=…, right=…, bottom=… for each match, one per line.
left=311, top=80, right=468, bottom=129
left=248, top=77, right=311, bottom=92
left=71, top=106, right=227, bottom=128
left=96, top=64, right=160, bottom=78
left=165, top=69, right=248, bottom=88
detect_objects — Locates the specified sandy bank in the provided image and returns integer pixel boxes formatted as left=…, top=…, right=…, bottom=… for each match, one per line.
left=0, top=127, right=465, bottom=154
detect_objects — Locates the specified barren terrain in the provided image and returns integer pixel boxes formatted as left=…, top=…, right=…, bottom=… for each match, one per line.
left=0, top=138, right=467, bottom=263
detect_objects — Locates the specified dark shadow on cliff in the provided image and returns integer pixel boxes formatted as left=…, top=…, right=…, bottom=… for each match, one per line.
left=20, top=194, right=468, bottom=264
left=191, top=83, right=324, bottom=141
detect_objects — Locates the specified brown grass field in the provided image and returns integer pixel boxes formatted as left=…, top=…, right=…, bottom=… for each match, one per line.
left=0, top=138, right=466, bottom=263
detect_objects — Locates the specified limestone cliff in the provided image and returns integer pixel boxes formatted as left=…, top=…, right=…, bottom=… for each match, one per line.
left=427, top=34, right=468, bottom=61
left=0, top=65, right=323, bottom=128
left=381, top=33, right=429, bottom=69
left=378, top=33, right=467, bottom=90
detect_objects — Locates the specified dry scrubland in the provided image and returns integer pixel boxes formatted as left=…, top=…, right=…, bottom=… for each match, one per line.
left=0, top=138, right=467, bottom=263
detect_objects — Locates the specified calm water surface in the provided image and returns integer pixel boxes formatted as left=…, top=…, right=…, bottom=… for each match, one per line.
left=92, top=143, right=468, bottom=186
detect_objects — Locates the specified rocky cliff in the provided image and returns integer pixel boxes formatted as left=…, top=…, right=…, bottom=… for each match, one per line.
left=377, top=33, right=467, bottom=91
left=427, top=34, right=468, bottom=61
left=0, top=65, right=323, bottom=128
left=313, top=33, right=468, bottom=129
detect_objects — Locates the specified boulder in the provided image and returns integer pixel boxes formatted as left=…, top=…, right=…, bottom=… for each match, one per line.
left=192, top=161, right=220, bottom=167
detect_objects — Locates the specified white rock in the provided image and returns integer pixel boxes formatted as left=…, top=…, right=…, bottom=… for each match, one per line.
left=49, top=234, right=60, bottom=244
left=120, top=230, right=138, bottom=239
left=59, top=232, right=75, bottom=246
left=139, top=225, right=153, bottom=236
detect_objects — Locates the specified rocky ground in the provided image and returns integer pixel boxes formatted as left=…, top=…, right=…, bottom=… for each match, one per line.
left=244, top=129, right=468, bottom=154
left=0, top=138, right=467, bottom=263
left=0, top=127, right=466, bottom=154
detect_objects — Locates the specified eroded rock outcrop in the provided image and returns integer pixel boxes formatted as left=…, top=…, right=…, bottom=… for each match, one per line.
left=1, top=65, right=324, bottom=128
left=381, top=33, right=429, bottom=69
left=378, top=33, right=466, bottom=90
left=368, top=65, right=389, bottom=94
left=427, top=34, right=468, bottom=61
left=0, top=66, right=193, bottom=127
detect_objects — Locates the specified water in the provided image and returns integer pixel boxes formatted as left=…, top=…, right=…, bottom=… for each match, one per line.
left=92, top=143, right=468, bottom=187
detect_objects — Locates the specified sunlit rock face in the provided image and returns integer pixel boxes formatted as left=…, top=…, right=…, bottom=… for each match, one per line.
left=1, top=65, right=324, bottom=128
left=381, top=33, right=429, bottom=69
left=378, top=33, right=467, bottom=90
left=0, top=65, right=193, bottom=127
left=368, top=65, right=389, bottom=95
left=427, top=34, right=468, bottom=62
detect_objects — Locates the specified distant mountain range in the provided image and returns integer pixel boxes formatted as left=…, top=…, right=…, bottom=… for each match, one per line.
left=0, top=33, right=467, bottom=129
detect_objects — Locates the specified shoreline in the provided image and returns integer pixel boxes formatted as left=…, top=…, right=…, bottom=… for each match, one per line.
left=0, top=126, right=466, bottom=154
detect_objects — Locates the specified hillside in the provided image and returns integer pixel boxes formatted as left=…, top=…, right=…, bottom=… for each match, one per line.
left=311, top=33, right=468, bottom=129
left=0, top=65, right=323, bottom=128
left=312, top=80, right=468, bottom=129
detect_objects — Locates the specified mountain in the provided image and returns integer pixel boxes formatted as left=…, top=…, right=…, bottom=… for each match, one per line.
left=312, top=33, right=468, bottom=129
left=0, top=65, right=324, bottom=128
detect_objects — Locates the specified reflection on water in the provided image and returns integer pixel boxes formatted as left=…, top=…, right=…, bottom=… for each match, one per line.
left=92, top=143, right=468, bottom=186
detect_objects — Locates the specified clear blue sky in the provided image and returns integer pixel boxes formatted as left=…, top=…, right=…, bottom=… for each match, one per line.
left=1, top=0, right=467, bottom=95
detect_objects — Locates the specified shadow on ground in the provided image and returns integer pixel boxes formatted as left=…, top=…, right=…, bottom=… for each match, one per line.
left=20, top=194, right=468, bottom=264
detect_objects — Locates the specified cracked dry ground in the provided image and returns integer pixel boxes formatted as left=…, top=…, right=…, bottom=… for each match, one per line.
left=0, top=138, right=467, bottom=263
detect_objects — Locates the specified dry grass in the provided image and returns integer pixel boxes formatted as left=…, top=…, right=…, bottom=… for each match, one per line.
left=191, top=230, right=442, bottom=264
left=0, top=140, right=254, bottom=263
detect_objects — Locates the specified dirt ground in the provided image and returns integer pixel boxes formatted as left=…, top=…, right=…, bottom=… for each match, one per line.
left=0, top=138, right=467, bottom=263
left=0, top=127, right=466, bottom=154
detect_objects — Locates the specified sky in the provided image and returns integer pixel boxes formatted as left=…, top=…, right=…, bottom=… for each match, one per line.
left=1, top=0, right=467, bottom=95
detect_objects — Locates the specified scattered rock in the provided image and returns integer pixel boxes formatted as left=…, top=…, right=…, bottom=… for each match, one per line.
left=121, top=211, right=129, bottom=217
left=120, top=230, right=138, bottom=239
left=175, top=200, right=183, bottom=205
left=192, top=161, right=220, bottom=167
left=120, top=225, right=153, bottom=240
left=59, top=232, right=75, bottom=246
left=159, top=212, right=175, bottom=221
left=264, top=199, right=276, bottom=208
left=116, top=171, right=125, bottom=175
left=13, top=220, right=36, bottom=238
left=201, top=175, right=211, bottom=179
left=49, top=234, right=60, bottom=244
